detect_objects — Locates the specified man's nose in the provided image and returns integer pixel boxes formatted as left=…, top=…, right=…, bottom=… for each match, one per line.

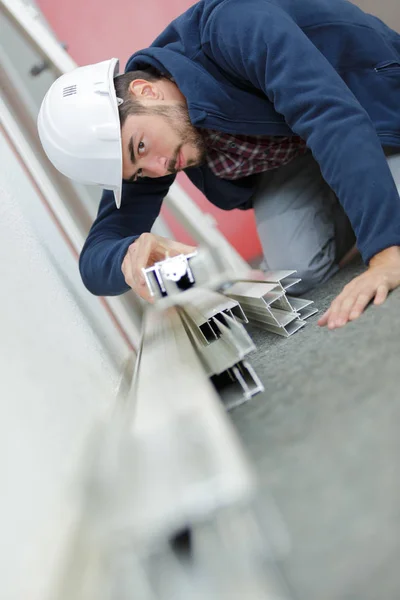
left=143, top=155, right=169, bottom=178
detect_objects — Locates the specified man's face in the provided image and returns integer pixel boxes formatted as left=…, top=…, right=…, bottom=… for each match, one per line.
left=121, top=102, right=207, bottom=182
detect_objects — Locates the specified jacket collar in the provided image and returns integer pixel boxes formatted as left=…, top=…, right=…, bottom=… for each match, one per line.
left=125, top=47, right=233, bottom=124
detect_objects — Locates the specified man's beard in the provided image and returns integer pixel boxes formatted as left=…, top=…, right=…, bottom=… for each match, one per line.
left=151, top=103, right=207, bottom=172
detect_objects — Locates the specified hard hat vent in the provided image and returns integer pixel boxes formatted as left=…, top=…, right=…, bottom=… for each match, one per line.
left=62, top=85, right=77, bottom=98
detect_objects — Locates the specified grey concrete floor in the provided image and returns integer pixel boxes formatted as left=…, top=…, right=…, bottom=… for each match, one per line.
left=231, top=258, right=400, bottom=600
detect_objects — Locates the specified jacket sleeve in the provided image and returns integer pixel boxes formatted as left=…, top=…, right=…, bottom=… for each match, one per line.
left=79, top=174, right=175, bottom=296
left=202, top=0, right=400, bottom=263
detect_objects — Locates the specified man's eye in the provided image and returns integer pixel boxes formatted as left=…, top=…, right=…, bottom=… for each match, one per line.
left=138, top=141, right=145, bottom=154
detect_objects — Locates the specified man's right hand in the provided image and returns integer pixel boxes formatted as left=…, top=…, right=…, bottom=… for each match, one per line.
left=121, top=232, right=197, bottom=302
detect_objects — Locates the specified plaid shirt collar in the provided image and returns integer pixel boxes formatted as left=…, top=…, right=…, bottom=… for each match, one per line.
left=202, top=129, right=307, bottom=180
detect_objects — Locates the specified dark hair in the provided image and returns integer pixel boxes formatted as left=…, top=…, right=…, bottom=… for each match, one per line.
left=114, top=68, right=169, bottom=126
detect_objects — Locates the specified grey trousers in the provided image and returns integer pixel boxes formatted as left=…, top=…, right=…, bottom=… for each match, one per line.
left=252, top=149, right=400, bottom=295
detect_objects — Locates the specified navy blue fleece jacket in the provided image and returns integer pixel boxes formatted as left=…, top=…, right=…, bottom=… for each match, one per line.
left=80, top=0, right=400, bottom=296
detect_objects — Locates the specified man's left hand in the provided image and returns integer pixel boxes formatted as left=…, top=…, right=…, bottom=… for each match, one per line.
left=318, top=246, right=400, bottom=329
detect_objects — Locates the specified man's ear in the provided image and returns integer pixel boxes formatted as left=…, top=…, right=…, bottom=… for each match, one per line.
left=128, top=79, right=163, bottom=100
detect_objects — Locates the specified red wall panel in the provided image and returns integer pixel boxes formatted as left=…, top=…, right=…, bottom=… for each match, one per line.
left=37, top=0, right=262, bottom=259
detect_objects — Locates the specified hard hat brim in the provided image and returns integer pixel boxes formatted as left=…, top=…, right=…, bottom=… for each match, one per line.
left=107, top=58, right=123, bottom=209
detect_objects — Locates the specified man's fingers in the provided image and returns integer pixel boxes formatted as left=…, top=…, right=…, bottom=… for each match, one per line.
left=320, top=285, right=383, bottom=329
left=318, top=262, right=397, bottom=331
left=317, top=280, right=371, bottom=328
left=317, top=307, right=330, bottom=327
left=348, top=292, right=372, bottom=320
left=127, top=267, right=154, bottom=302
left=132, top=233, right=154, bottom=282
left=323, top=290, right=351, bottom=328
left=162, top=239, right=197, bottom=258
left=329, top=290, right=373, bottom=327
left=121, top=236, right=152, bottom=298
left=329, top=294, right=357, bottom=326
left=327, top=303, right=348, bottom=329
left=373, top=283, right=389, bottom=305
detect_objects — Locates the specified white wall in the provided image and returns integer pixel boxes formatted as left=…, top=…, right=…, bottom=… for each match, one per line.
left=0, top=130, right=132, bottom=600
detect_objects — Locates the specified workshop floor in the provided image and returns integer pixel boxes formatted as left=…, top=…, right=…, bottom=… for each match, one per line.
left=231, top=258, right=400, bottom=600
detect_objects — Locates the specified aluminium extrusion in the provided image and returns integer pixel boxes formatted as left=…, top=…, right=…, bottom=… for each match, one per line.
left=260, top=270, right=302, bottom=290
left=179, top=311, right=255, bottom=376
left=224, top=281, right=282, bottom=302
left=179, top=310, right=263, bottom=408
left=224, top=280, right=308, bottom=336
left=177, top=287, right=248, bottom=343
left=242, top=305, right=301, bottom=328
left=178, top=312, right=242, bottom=375
left=181, top=301, right=220, bottom=344
left=181, top=301, right=221, bottom=344
left=150, top=283, right=248, bottom=343
left=180, top=287, right=248, bottom=323
left=211, top=360, right=265, bottom=410
left=286, top=295, right=319, bottom=320
left=178, top=304, right=249, bottom=348
left=52, top=410, right=287, bottom=600
left=130, top=305, right=256, bottom=542
left=214, top=311, right=254, bottom=353
left=246, top=313, right=306, bottom=337
left=120, top=306, right=280, bottom=598
left=224, top=281, right=298, bottom=327
left=258, top=290, right=296, bottom=313
left=179, top=290, right=248, bottom=345
left=182, top=317, right=247, bottom=378
left=295, top=304, right=318, bottom=320
left=224, top=270, right=301, bottom=291
left=50, top=309, right=284, bottom=599
left=166, top=286, right=248, bottom=323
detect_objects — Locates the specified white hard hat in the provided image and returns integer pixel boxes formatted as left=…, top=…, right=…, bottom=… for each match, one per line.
left=38, top=58, right=123, bottom=208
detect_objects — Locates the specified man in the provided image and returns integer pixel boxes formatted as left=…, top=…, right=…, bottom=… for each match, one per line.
left=38, top=0, right=400, bottom=330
